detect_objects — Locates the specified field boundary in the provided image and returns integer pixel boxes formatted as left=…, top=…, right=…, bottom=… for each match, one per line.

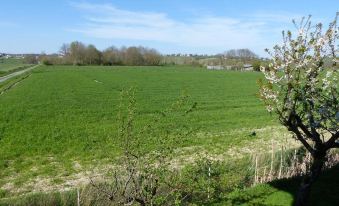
left=0, top=73, right=32, bottom=95
left=0, top=64, right=39, bottom=83
left=0, top=65, right=32, bottom=77
left=0, top=64, right=40, bottom=95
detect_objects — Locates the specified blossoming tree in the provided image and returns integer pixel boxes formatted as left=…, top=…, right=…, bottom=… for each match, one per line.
left=259, top=13, right=338, bottom=206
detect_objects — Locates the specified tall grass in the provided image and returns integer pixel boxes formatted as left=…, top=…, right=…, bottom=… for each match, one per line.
left=252, top=142, right=339, bottom=185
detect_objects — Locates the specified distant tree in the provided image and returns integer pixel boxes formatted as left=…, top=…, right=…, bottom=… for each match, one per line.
left=41, top=57, right=53, bottom=65
left=124, top=47, right=144, bottom=66
left=39, top=54, right=62, bottom=65
left=224, top=49, right=258, bottom=59
left=59, top=43, right=72, bottom=64
left=23, top=55, right=38, bottom=64
left=142, top=48, right=162, bottom=66
left=59, top=43, right=70, bottom=57
left=102, top=46, right=123, bottom=65
left=259, top=14, right=338, bottom=206
left=57, top=43, right=162, bottom=66
left=85, top=44, right=101, bottom=65
left=69, top=41, right=86, bottom=65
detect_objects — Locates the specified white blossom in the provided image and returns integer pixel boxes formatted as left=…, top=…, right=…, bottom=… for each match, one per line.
left=260, top=14, right=338, bottom=131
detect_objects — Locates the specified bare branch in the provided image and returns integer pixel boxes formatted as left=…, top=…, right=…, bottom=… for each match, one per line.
left=325, top=132, right=339, bottom=149
left=294, top=115, right=322, bottom=144
left=288, top=125, right=315, bottom=155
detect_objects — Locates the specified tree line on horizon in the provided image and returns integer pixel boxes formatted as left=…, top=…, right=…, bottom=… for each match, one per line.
left=33, top=41, right=163, bottom=66
left=22, top=41, right=262, bottom=67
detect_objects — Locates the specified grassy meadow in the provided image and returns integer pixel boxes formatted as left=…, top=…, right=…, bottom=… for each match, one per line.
left=0, top=58, right=31, bottom=76
left=0, top=65, right=295, bottom=199
left=0, top=58, right=28, bottom=71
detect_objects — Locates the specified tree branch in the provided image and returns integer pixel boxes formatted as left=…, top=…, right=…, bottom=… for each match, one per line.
left=295, top=115, right=322, bottom=144
left=325, top=132, right=339, bottom=149
left=289, top=125, right=315, bottom=155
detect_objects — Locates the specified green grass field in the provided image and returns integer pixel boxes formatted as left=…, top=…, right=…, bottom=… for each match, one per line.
left=0, top=65, right=290, bottom=197
left=0, top=58, right=28, bottom=72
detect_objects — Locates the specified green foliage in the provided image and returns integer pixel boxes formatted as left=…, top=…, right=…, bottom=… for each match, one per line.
left=41, top=58, right=54, bottom=65
left=252, top=61, right=261, bottom=72
left=174, top=156, right=253, bottom=205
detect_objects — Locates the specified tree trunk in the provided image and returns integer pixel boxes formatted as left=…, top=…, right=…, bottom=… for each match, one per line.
left=294, top=151, right=326, bottom=206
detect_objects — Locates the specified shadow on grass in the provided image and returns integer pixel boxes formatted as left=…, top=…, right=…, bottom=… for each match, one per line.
left=268, top=164, right=339, bottom=206
left=222, top=164, right=339, bottom=206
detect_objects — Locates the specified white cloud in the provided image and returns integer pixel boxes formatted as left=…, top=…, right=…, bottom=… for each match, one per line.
left=70, top=2, right=302, bottom=55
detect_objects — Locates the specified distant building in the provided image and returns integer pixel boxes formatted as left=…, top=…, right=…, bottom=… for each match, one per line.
left=242, top=64, right=253, bottom=71
left=206, top=65, right=224, bottom=70
left=14, top=55, right=24, bottom=59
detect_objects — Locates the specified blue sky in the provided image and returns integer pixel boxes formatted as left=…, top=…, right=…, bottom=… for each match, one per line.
left=0, top=0, right=338, bottom=56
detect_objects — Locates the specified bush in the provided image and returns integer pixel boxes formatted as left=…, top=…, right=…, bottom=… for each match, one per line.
left=252, top=61, right=261, bottom=72
left=176, top=156, right=253, bottom=205
left=41, top=58, right=53, bottom=65
left=23, top=55, right=38, bottom=64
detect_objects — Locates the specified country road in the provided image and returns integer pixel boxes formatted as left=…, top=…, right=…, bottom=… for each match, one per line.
left=0, top=64, right=39, bottom=83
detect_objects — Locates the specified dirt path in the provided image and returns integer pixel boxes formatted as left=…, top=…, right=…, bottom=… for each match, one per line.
left=0, top=65, right=39, bottom=83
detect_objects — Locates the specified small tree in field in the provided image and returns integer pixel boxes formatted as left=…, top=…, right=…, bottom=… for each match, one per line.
left=259, top=13, right=338, bottom=206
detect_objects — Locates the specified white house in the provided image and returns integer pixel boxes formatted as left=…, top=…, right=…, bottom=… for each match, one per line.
left=206, top=65, right=224, bottom=70
left=242, top=64, right=253, bottom=71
